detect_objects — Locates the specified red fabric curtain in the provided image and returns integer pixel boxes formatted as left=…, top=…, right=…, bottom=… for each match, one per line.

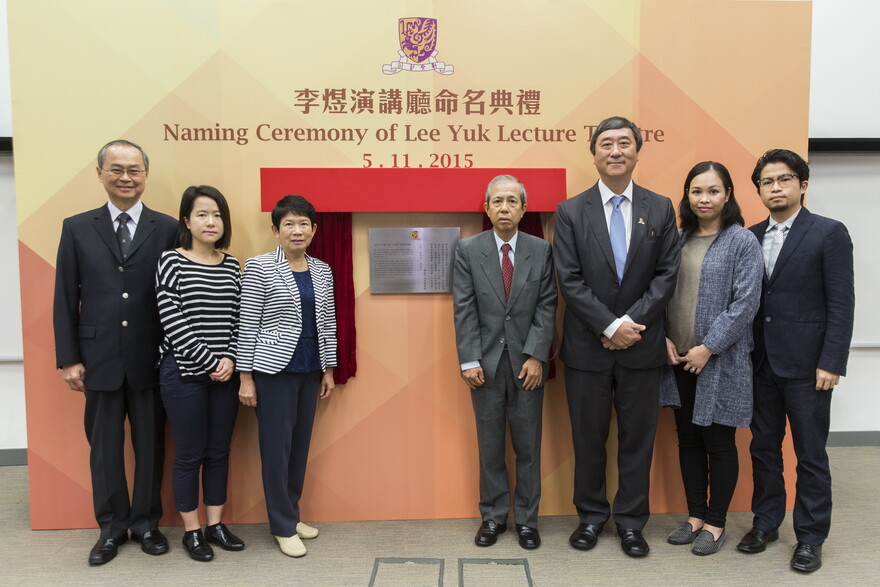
left=309, top=212, right=357, bottom=384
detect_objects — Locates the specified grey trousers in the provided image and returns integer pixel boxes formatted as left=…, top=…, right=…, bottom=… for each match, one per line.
left=471, top=350, right=544, bottom=528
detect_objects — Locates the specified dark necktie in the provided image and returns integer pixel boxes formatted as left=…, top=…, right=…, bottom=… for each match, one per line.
left=117, top=212, right=132, bottom=259
left=501, top=243, right=513, bottom=299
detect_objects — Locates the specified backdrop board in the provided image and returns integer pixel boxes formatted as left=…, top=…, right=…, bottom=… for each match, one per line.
left=8, top=0, right=811, bottom=529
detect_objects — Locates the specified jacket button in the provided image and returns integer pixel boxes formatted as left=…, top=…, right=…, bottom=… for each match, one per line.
left=122, top=293, right=129, bottom=299
left=122, top=321, right=129, bottom=327
left=765, top=317, right=772, bottom=323
left=505, top=315, right=511, bottom=321
left=118, top=266, right=124, bottom=272
left=499, top=337, right=506, bottom=344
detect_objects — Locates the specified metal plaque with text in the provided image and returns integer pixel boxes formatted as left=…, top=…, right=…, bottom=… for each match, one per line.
left=368, top=227, right=460, bottom=294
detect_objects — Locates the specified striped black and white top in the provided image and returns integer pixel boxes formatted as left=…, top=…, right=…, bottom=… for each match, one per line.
left=156, top=250, right=241, bottom=378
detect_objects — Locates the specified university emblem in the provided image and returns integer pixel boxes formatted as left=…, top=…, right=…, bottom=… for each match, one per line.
left=382, top=17, right=454, bottom=75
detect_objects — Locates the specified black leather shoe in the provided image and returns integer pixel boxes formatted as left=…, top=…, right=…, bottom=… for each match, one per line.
left=88, top=535, right=127, bottom=566
left=736, top=527, right=779, bottom=553
left=474, top=520, right=507, bottom=547
left=570, top=523, right=604, bottom=550
left=206, top=523, right=245, bottom=551
left=182, top=529, right=214, bottom=562
left=790, top=542, right=822, bottom=573
left=516, top=525, right=541, bottom=549
left=131, top=528, right=170, bottom=555
left=618, top=528, right=650, bottom=557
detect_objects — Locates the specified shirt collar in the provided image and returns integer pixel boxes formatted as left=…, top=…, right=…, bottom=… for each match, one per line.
left=108, top=200, right=144, bottom=225
left=768, top=206, right=801, bottom=231
left=598, top=179, right=634, bottom=205
left=493, top=230, right=519, bottom=253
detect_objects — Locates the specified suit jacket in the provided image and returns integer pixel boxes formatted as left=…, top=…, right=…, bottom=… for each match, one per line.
left=453, top=230, right=557, bottom=389
left=53, top=203, right=178, bottom=391
left=554, top=182, right=680, bottom=371
left=750, top=207, right=854, bottom=379
left=236, top=246, right=338, bottom=374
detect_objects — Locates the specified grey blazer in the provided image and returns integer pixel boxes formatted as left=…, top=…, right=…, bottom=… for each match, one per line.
left=452, top=230, right=557, bottom=389
left=660, top=224, right=764, bottom=427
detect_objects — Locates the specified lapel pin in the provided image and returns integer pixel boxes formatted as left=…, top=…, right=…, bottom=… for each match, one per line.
left=638, top=218, right=646, bottom=225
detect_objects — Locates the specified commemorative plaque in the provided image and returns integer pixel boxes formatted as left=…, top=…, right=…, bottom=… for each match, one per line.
left=368, top=227, right=460, bottom=293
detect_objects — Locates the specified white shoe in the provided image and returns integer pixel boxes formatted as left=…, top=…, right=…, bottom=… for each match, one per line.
left=296, top=522, right=319, bottom=539
left=274, top=534, right=307, bottom=557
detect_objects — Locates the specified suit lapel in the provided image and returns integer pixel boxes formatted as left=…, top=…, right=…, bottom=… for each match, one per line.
left=506, top=233, right=533, bottom=309
left=306, top=254, right=325, bottom=327
left=583, top=187, right=617, bottom=275
left=274, top=246, right=302, bottom=315
left=91, top=205, right=123, bottom=264
left=625, top=186, right=650, bottom=275
left=479, top=231, right=508, bottom=306
left=750, top=219, right=770, bottom=284
left=769, top=208, right=811, bottom=286
left=127, top=205, right=157, bottom=260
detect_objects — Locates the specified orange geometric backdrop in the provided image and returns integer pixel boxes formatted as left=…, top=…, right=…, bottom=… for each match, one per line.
left=8, top=0, right=811, bottom=529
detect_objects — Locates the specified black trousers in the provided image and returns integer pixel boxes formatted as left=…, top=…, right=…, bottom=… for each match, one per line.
left=83, top=380, right=165, bottom=539
left=159, top=354, right=240, bottom=512
left=750, top=361, right=833, bottom=546
left=671, top=365, right=738, bottom=528
left=253, top=369, right=321, bottom=537
left=565, top=363, right=660, bottom=531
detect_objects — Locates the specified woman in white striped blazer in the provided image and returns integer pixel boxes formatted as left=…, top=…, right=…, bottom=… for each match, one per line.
left=237, top=195, right=337, bottom=558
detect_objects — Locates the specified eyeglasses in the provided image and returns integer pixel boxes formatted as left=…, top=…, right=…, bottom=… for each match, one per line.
left=101, top=167, right=145, bottom=177
left=758, top=173, right=798, bottom=190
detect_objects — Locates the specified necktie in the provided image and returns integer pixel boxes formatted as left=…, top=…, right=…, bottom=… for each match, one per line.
left=766, top=224, right=788, bottom=277
left=501, top=243, right=513, bottom=299
left=609, top=195, right=627, bottom=283
left=117, top=212, right=132, bottom=259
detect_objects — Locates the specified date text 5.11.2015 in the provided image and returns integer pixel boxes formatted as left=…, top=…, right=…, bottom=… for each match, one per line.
left=362, top=153, right=474, bottom=169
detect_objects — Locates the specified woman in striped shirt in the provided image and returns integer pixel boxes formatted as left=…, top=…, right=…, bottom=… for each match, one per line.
left=156, top=185, right=244, bottom=561
left=237, top=195, right=337, bottom=558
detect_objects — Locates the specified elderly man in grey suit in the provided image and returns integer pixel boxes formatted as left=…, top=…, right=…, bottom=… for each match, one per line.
left=554, top=116, right=679, bottom=557
left=453, top=175, right=557, bottom=550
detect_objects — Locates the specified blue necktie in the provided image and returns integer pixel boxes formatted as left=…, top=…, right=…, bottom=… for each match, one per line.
left=610, top=195, right=627, bottom=283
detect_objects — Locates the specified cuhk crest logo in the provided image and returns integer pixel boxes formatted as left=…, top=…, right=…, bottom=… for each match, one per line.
left=382, top=17, right=454, bottom=75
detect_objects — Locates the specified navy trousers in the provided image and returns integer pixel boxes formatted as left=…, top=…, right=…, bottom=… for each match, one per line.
left=253, top=369, right=321, bottom=537
left=750, top=360, right=833, bottom=546
left=159, top=354, right=240, bottom=512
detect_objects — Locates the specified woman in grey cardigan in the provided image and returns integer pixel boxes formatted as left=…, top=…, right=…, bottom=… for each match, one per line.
left=662, top=162, right=763, bottom=555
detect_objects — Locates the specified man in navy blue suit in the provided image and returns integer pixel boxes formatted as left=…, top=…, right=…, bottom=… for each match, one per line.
left=54, top=140, right=177, bottom=565
left=737, top=149, right=854, bottom=573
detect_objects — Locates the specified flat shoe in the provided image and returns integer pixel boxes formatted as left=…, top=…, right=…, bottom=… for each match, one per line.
left=182, top=529, right=214, bottom=562
left=296, top=522, right=319, bottom=540
left=667, top=522, right=700, bottom=545
left=206, top=523, right=245, bottom=551
left=736, top=527, right=779, bottom=554
left=275, top=534, right=307, bottom=557
left=692, top=529, right=725, bottom=556
left=791, top=542, right=822, bottom=573
left=618, top=528, right=649, bottom=558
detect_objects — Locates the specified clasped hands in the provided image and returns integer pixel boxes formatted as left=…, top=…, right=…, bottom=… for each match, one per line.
left=461, top=356, right=543, bottom=391
left=665, top=337, right=713, bottom=375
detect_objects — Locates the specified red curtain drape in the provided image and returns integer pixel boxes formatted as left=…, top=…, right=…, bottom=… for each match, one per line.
left=310, top=212, right=357, bottom=384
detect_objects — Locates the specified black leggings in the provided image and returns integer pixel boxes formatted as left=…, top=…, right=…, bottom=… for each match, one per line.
left=672, top=364, right=738, bottom=528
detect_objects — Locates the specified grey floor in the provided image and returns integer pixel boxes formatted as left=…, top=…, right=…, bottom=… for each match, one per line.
left=2, top=447, right=877, bottom=586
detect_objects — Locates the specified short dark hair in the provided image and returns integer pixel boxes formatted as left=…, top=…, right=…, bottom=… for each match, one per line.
left=590, top=116, right=643, bottom=154
left=272, top=195, right=316, bottom=228
left=752, top=149, right=809, bottom=205
left=97, top=139, right=150, bottom=171
left=679, top=161, right=744, bottom=235
left=178, top=185, right=232, bottom=250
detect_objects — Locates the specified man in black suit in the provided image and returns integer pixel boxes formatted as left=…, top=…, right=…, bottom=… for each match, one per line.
left=54, top=140, right=178, bottom=565
left=453, top=175, right=557, bottom=550
left=736, top=149, right=854, bottom=573
left=553, top=116, right=679, bottom=557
